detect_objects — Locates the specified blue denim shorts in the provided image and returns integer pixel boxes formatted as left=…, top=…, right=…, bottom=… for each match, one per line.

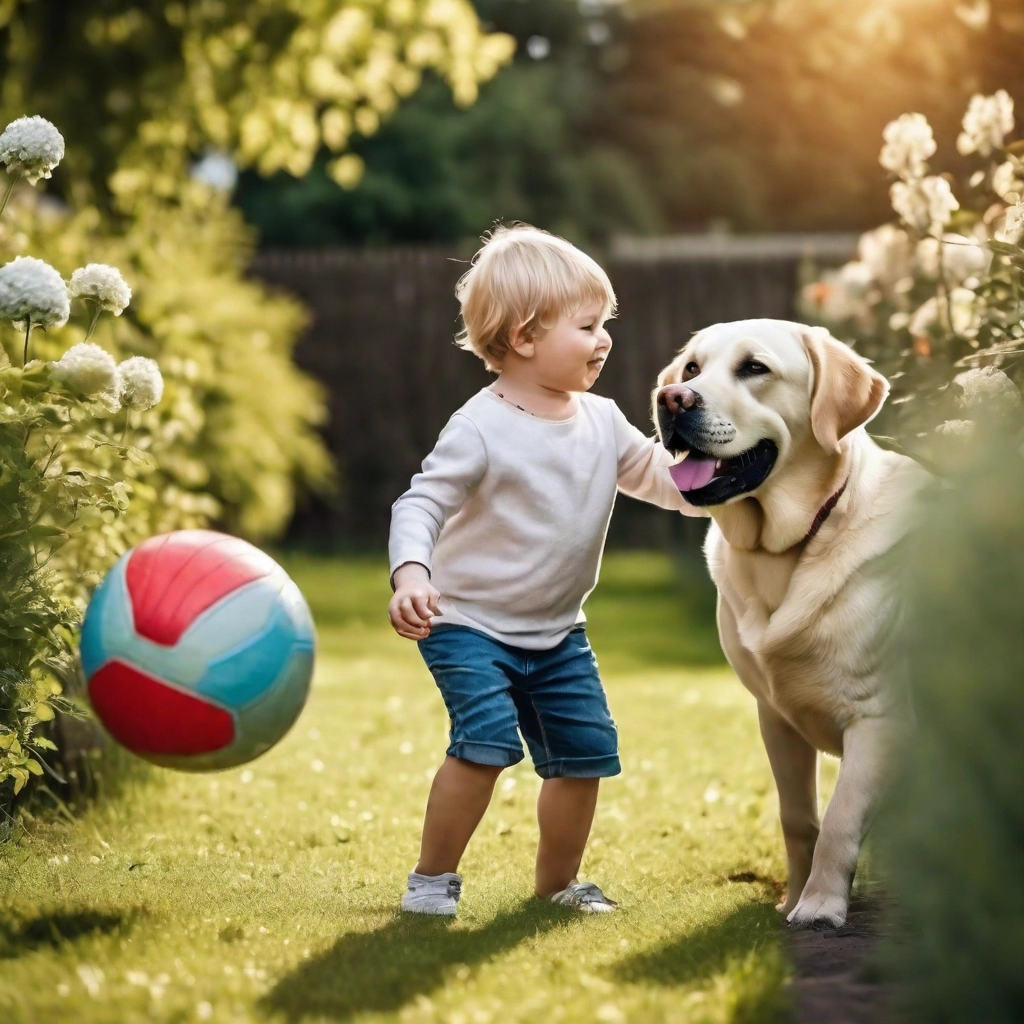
left=417, top=625, right=620, bottom=779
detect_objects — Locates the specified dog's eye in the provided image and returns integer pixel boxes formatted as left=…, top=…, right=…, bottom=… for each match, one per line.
left=683, top=361, right=700, bottom=378
left=737, top=360, right=770, bottom=378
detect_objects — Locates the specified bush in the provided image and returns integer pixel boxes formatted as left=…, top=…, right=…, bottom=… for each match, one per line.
left=800, top=90, right=1024, bottom=454
left=879, top=423, right=1024, bottom=1023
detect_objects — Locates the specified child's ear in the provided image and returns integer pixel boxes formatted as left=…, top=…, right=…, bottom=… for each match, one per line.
left=508, top=322, right=536, bottom=359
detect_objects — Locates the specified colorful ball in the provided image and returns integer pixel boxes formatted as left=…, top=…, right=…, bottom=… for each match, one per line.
left=80, top=530, right=316, bottom=771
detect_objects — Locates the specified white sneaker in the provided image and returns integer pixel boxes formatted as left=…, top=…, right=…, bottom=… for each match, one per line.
left=548, top=881, right=618, bottom=914
left=400, top=871, right=463, bottom=916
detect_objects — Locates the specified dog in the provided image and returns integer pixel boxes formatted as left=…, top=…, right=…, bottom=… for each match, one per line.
left=655, top=319, right=931, bottom=929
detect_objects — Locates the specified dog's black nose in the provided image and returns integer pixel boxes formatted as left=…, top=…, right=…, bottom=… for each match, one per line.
left=658, top=384, right=702, bottom=415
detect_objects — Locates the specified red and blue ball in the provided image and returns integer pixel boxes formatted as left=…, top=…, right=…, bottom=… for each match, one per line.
left=80, top=530, right=315, bottom=771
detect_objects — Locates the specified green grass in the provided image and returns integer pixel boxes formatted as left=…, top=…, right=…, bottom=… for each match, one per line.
left=0, top=552, right=801, bottom=1024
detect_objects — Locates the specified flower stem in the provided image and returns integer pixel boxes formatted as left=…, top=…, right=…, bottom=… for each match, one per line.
left=0, top=173, right=21, bottom=218
left=119, top=407, right=132, bottom=446
left=22, top=320, right=32, bottom=365
left=83, top=305, right=102, bottom=342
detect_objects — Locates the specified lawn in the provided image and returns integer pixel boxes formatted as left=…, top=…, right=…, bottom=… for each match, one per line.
left=0, top=551, right=822, bottom=1024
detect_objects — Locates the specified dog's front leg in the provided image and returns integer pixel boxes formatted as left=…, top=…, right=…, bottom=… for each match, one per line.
left=787, top=715, right=902, bottom=929
left=758, top=702, right=819, bottom=916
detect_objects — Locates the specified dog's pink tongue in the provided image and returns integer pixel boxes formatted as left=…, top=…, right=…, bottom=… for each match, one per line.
left=670, top=455, right=718, bottom=493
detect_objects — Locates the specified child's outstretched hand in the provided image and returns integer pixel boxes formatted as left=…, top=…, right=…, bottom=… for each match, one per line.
left=388, top=562, right=441, bottom=640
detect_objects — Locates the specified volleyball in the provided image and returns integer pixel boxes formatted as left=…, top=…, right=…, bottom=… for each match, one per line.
left=80, top=530, right=316, bottom=771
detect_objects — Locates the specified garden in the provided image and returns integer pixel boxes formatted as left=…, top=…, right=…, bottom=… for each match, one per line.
left=0, top=2, right=1021, bottom=1022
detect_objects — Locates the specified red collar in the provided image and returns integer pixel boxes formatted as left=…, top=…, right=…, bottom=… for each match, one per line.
left=804, top=478, right=849, bottom=543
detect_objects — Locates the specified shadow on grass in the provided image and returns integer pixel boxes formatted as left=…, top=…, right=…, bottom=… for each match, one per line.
left=260, top=900, right=567, bottom=1022
left=611, top=899, right=781, bottom=987
left=0, top=907, right=142, bottom=959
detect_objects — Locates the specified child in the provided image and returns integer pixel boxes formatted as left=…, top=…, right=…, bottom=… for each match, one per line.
left=387, top=224, right=704, bottom=916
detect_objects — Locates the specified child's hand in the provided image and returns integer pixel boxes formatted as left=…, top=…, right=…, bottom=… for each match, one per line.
left=388, top=562, right=441, bottom=640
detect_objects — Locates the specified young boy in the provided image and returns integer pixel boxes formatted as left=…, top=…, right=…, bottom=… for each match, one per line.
left=387, top=224, right=703, bottom=916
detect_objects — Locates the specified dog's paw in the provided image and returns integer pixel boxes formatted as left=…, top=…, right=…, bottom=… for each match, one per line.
left=786, top=892, right=847, bottom=930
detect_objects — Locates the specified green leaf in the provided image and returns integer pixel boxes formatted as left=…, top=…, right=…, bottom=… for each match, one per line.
left=33, top=702, right=55, bottom=722
left=25, top=758, right=43, bottom=776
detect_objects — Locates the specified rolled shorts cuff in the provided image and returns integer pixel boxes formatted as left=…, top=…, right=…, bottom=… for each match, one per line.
left=446, top=739, right=525, bottom=768
left=533, top=753, right=621, bottom=780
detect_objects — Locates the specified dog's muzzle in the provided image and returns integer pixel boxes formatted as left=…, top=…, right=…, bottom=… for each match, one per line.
left=656, top=385, right=778, bottom=506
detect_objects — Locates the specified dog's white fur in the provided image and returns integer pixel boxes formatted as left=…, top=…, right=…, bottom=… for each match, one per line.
left=656, top=319, right=931, bottom=928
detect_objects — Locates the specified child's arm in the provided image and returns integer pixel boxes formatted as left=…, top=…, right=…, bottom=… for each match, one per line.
left=611, top=402, right=709, bottom=517
left=388, top=413, right=487, bottom=638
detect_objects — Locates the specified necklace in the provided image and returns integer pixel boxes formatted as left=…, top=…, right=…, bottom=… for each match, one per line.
left=493, top=390, right=535, bottom=416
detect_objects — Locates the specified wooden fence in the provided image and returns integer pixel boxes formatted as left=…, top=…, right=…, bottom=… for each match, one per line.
left=250, top=234, right=857, bottom=545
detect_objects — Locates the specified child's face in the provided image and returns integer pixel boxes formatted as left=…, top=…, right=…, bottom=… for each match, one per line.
left=527, top=302, right=612, bottom=393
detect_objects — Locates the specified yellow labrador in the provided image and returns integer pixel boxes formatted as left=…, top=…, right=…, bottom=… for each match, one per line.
left=655, top=319, right=931, bottom=929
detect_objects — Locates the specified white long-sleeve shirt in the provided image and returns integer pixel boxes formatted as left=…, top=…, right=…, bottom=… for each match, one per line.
left=388, top=388, right=705, bottom=649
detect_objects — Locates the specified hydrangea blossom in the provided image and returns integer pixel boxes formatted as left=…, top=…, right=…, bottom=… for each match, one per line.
left=69, top=264, right=132, bottom=316
left=879, top=113, right=936, bottom=180
left=996, top=202, right=1024, bottom=245
left=857, top=224, right=914, bottom=290
left=953, top=366, right=1021, bottom=413
left=0, top=115, right=65, bottom=184
left=0, top=256, right=70, bottom=327
left=956, top=90, right=1014, bottom=157
left=916, top=233, right=991, bottom=286
left=934, top=418, right=975, bottom=438
left=890, top=176, right=959, bottom=237
left=992, top=160, right=1024, bottom=203
left=50, top=343, right=119, bottom=399
left=116, top=356, right=164, bottom=410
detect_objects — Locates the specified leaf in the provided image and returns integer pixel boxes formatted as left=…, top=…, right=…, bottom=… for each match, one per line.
left=31, top=737, right=57, bottom=751
left=33, top=702, right=55, bottom=722
left=25, top=758, right=43, bottom=776
left=12, top=769, right=27, bottom=794
left=987, top=239, right=1024, bottom=258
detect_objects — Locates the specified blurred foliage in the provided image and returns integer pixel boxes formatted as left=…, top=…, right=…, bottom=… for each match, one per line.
left=0, top=0, right=514, bottom=209
left=238, top=0, right=1024, bottom=246
left=237, top=0, right=659, bottom=244
left=879, top=421, right=1024, bottom=1023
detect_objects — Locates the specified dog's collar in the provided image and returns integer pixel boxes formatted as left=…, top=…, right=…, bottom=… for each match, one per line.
left=804, top=477, right=849, bottom=543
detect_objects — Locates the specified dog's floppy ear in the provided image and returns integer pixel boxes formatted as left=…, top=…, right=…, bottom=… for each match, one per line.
left=802, top=327, right=888, bottom=454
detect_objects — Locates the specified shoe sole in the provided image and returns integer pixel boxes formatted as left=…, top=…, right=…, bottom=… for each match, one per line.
left=400, top=901, right=458, bottom=916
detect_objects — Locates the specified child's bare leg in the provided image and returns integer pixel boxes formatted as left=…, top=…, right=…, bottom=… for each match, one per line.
left=535, top=777, right=600, bottom=897
left=415, top=755, right=503, bottom=875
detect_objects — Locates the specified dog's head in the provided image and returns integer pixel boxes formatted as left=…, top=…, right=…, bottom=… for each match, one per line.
left=654, top=319, right=888, bottom=507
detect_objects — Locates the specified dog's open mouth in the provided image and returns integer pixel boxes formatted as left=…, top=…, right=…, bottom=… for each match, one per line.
left=668, top=438, right=778, bottom=506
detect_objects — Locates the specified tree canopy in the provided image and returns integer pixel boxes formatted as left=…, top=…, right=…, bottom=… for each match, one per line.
left=237, top=0, right=1024, bottom=247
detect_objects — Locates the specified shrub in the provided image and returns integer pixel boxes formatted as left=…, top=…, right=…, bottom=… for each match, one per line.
left=880, top=422, right=1024, bottom=1023
left=800, top=90, right=1024, bottom=456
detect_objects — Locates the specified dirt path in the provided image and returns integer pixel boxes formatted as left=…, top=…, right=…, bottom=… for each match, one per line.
left=787, top=895, right=895, bottom=1024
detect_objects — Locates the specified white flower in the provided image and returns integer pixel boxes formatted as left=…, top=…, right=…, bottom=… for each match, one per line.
left=879, top=112, right=936, bottom=180
left=0, top=115, right=65, bottom=184
left=69, top=264, right=131, bottom=315
left=0, top=256, right=69, bottom=327
left=953, top=366, right=1021, bottom=413
left=116, top=356, right=164, bottom=410
left=996, top=202, right=1024, bottom=244
left=909, top=288, right=981, bottom=338
left=916, top=233, right=992, bottom=285
left=957, top=90, right=1014, bottom=157
left=51, top=343, right=118, bottom=399
left=934, top=418, right=976, bottom=438
left=890, top=176, right=959, bottom=236
left=992, top=160, right=1024, bottom=203
left=857, top=224, right=914, bottom=289
left=802, top=261, right=874, bottom=322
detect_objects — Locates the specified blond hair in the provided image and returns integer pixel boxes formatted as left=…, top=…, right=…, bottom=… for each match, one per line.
left=455, top=224, right=616, bottom=372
